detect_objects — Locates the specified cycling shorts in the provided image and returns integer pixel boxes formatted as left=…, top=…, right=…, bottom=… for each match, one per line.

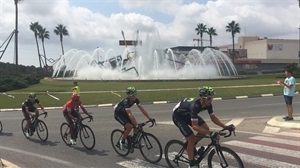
left=22, top=106, right=37, bottom=120
left=63, top=110, right=81, bottom=124
left=284, top=95, right=293, bottom=105
left=172, top=112, right=206, bottom=137
left=114, top=111, right=132, bottom=126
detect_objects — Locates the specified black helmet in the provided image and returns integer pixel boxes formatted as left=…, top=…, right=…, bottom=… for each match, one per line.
left=199, top=86, right=214, bottom=97
left=126, top=87, right=137, bottom=96
left=28, top=92, right=36, bottom=99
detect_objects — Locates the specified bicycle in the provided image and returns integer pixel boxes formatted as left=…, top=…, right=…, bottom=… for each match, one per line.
left=21, top=112, right=48, bottom=142
left=111, top=120, right=163, bottom=164
left=60, top=116, right=95, bottom=150
left=0, top=120, right=2, bottom=133
left=164, top=127, right=244, bottom=168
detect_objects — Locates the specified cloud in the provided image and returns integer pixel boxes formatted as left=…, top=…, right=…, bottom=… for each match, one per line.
left=0, top=0, right=298, bottom=66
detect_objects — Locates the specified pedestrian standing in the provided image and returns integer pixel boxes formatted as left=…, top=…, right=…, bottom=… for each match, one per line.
left=277, top=69, right=296, bottom=121
left=72, top=81, right=80, bottom=95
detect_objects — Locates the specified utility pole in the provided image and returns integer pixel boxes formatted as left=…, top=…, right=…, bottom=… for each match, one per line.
left=193, top=38, right=200, bottom=47
left=14, top=0, right=19, bottom=67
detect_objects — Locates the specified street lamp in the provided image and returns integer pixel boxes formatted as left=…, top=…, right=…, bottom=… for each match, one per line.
left=298, top=27, right=300, bottom=68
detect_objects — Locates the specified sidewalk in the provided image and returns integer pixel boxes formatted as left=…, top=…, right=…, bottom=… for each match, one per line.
left=267, top=115, right=300, bottom=129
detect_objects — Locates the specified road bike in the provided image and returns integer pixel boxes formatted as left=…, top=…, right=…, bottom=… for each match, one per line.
left=60, top=116, right=95, bottom=150
left=164, top=127, right=244, bottom=168
left=21, top=112, right=48, bottom=142
left=111, top=120, right=163, bottom=164
left=0, top=120, right=2, bottom=133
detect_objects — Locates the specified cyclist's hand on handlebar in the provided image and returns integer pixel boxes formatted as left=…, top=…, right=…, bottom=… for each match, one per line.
left=149, top=118, right=156, bottom=124
left=225, top=124, right=235, bottom=131
left=88, top=115, right=93, bottom=121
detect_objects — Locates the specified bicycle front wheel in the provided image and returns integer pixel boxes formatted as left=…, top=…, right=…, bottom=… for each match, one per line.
left=139, top=132, right=162, bottom=164
left=0, top=121, right=2, bottom=133
left=60, top=123, right=72, bottom=146
left=79, top=125, right=95, bottom=150
left=36, top=120, right=48, bottom=142
left=164, top=139, right=189, bottom=168
left=110, top=129, right=130, bottom=156
left=207, top=146, right=244, bottom=168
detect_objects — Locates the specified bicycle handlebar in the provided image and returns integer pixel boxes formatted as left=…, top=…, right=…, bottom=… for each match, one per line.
left=138, top=119, right=156, bottom=128
left=218, top=125, right=236, bottom=138
left=78, top=116, right=93, bottom=123
left=32, top=112, right=48, bottom=119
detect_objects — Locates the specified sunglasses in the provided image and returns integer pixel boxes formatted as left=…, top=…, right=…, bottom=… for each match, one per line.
left=203, top=96, right=213, bottom=100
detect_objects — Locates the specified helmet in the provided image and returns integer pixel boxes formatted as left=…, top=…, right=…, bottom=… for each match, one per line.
left=126, top=87, right=137, bottom=96
left=28, top=92, right=36, bottom=99
left=199, top=86, right=215, bottom=97
left=72, top=93, right=80, bottom=101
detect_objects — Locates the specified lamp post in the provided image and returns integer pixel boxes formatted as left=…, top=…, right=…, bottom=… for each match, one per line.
left=298, top=27, right=300, bottom=68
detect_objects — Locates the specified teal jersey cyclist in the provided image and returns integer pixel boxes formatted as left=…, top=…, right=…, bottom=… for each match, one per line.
left=172, top=86, right=235, bottom=168
left=114, top=87, right=155, bottom=149
left=21, top=93, right=45, bottom=136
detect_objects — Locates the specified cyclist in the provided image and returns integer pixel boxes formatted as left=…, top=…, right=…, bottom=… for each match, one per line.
left=172, top=86, right=235, bottom=168
left=114, top=87, right=155, bottom=149
left=21, top=93, right=45, bottom=137
left=62, top=93, right=92, bottom=145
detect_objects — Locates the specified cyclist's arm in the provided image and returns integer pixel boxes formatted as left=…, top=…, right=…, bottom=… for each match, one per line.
left=67, top=112, right=77, bottom=121
left=37, top=103, right=45, bottom=112
left=25, top=107, right=33, bottom=117
left=137, top=105, right=151, bottom=119
left=79, top=105, right=91, bottom=117
left=125, top=108, right=138, bottom=126
left=210, top=114, right=226, bottom=128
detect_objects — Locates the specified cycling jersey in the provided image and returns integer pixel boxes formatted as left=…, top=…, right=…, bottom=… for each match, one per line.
left=22, top=98, right=39, bottom=111
left=114, top=97, right=141, bottom=113
left=173, top=98, right=213, bottom=120
left=63, top=100, right=82, bottom=113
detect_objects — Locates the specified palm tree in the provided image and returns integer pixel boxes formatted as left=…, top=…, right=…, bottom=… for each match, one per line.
left=54, top=24, right=69, bottom=55
left=38, top=26, right=50, bottom=71
left=206, top=27, right=218, bottom=47
left=226, top=20, right=241, bottom=62
left=195, top=23, right=207, bottom=47
left=30, top=22, right=42, bottom=68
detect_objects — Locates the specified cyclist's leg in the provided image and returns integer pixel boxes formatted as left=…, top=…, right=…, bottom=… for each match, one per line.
left=114, top=113, right=132, bottom=142
left=195, top=116, right=208, bottom=143
left=173, top=113, right=196, bottom=166
left=63, top=112, right=75, bottom=139
left=22, top=109, right=31, bottom=130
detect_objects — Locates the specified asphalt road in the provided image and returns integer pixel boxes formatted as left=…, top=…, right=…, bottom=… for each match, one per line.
left=0, top=95, right=299, bottom=168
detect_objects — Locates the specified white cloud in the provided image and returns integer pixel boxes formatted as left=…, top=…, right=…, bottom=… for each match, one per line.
left=0, top=0, right=298, bottom=66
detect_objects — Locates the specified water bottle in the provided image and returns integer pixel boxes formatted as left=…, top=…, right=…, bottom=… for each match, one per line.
left=197, top=146, right=205, bottom=156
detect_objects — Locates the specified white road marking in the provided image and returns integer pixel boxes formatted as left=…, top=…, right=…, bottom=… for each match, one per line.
left=249, top=136, right=300, bottom=146
left=223, top=140, right=300, bottom=158
left=226, top=118, right=244, bottom=127
left=262, top=126, right=280, bottom=133
left=117, top=158, right=165, bottom=168
left=0, top=146, right=78, bottom=167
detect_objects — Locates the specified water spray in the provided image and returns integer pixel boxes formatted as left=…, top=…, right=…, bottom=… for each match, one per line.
left=46, top=91, right=60, bottom=101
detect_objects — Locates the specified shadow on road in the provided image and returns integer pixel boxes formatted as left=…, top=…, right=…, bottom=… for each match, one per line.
left=72, top=146, right=109, bottom=156
left=28, top=138, right=60, bottom=147
left=0, top=132, right=14, bottom=136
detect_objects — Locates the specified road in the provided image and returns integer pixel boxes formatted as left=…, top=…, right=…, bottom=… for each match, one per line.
left=0, top=95, right=299, bottom=168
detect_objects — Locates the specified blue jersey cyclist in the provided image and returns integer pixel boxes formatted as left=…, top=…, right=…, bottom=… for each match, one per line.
left=172, top=86, right=235, bottom=168
left=114, top=87, right=155, bottom=149
left=21, top=93, right=45, bottom=136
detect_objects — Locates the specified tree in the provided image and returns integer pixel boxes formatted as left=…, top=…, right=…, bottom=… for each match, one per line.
left=54, top=24, right=69, bottom=55
left=206, top=27, right=218, bottom=47
left=195, top=23, right=207, bottom=47
left=38, top=26, right=50, bottom=71
left=226, top=20, right=241, bottom=63
left=30, top=22, right=42, bottom=68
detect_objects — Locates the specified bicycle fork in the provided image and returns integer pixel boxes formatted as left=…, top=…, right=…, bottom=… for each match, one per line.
left=213, top=146, right=229, bottom=168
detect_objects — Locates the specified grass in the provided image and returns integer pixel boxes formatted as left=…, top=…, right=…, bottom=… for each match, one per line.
left=0, top=74, right=289, bottom=109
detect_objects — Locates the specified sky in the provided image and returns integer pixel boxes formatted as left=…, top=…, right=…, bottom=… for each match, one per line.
left=0, top=0, right=299, bottom=67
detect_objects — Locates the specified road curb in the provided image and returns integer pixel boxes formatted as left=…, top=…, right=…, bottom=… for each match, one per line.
left=267, top=116, right=300, bottom=129
left=0, top=158, right=19, bottom=168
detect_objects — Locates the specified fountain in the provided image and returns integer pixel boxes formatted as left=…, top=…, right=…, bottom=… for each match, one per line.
left=52, top=29, right=238, bottom=80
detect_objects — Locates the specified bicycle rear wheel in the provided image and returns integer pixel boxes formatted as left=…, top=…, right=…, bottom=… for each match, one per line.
left=36, top=120, right=48, bottom=142
left=164, top=139, right=189, bottom=168
left=139, top=132, right=162, bottom=164
left=79, top=125, right=95, bottom=150
left=207, top=146, right=244, bottom=168
left=0, top=121, right=2, bottom=133
left=21, top=119, right=30, bottom=139
left=60, top=123, right=72, bottom=146
left=110, top=129, right=130, bottom=156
